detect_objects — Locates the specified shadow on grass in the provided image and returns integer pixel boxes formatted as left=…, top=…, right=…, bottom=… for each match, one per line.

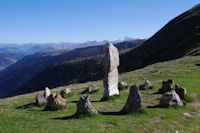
left=71, top=100, right=105, bottom=103
left=53, top=114, right=79, bottom=120
left=196, top=63, right=200, bottom=66
left=99, top=111, right=123, bottom=115
left=147, top=105, right=162, bottom=108
left=16, top=102, right=36, bottom=109
left=70, top=100, right=78, bottom=103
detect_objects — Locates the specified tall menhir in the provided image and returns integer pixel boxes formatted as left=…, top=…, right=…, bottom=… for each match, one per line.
left=102, top=42, right=119, bottom=100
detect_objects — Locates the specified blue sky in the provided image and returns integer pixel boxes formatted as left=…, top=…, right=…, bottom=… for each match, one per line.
left=0, top=0, right=199, bottom=43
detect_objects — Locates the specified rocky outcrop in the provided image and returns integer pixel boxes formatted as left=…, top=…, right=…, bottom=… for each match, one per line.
left=157, top=90, right=183, bottom=107
left=76, top=94, right=98, bottom=115
left=121, top=85, right=142, bottom=114
left=81, top=84, right=99, bottom=94
left=139, top=80, right=152, bottom=90
left=36, top=93, right=47, bottom=106
left=175, top=84, right=186, bottom=99
left=157, top=79, right=173, bottom=94
left=43, top=87, right=51, bottom=98
left=60, top=88, right=71, bottom=98
left=102, top=42, right=119, bottom=99
left=45, top=93, right=66, bottom=111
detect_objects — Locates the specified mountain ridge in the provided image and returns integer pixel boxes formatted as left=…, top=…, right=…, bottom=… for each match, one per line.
left=0, top=39, right=145, bottom=98
left=12, top=3, right=200, bottom=97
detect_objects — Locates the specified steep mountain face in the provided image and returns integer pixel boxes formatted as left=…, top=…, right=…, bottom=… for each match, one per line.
left=0, top=39, right=145, bottom=98
left=13, top=4, right=200, bottom=96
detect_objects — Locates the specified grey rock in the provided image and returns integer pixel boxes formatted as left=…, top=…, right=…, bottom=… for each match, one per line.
left=119, top=81, right=127, bottom=86
left=157, top=79, right=173, bottom=93
left=184, top=112, right=193, bottom=117
left=36, top=93, right=47, bottom=105
left=175, top=84, right=186, bottom=99
left=157, top=90, right=183, bottom=107
left=45, top=93, right=66, bottom=110
left=139, top=80, right=152, bottom=90
left=60, top=88, right=71, bottom=98
left=121, top=85, right=142, bottom=114
left=82, top=84, right=99, bottom=94
left=76, top=94, right=98, bottom=115
left=44, top=87, right=51, bottom=98
left=102, top=42, right=119, bottom=99
left=118, top=81, right=128, bottom=91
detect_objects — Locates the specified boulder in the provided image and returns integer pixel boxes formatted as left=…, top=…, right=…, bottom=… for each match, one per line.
left=157, top=90, right=183, bottom=107
left=121, top=85, right=142, bottom=114
left=175, top=84, right=186, bottom=99
left=76, top=94, right=98, bottom=115
left=82, top=84, right=99, bottom=94
left=44, top=87, right=51, bottom=98
left=45, top=93, right=66, bottom=111
left=36, top=93, right=47, bottom=106
left=60, top=88, right=71, bottom=98
left=139, top=80, right=152, bottom=90
left=118, top=81, right=128, bottom=91
left=157, top=79, right=173, bottom=93
left=102, top=42, right=119, bottom=99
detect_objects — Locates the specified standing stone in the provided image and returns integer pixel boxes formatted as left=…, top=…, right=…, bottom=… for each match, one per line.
left=45, top=93, right=66, bottom=111
left=60, top=88, right=71, bottom=98
left=157, top=90, right=183, bottom=107
left=44, top=87, right=51, bottom=98
left=175, top=84, right=186, bottom=99
left=76, top=94, right=98, bottom=115
left=102, top=42, right=119, bottom=100
left=157, top=79, right=173, bottom=94
left=36, top=93, right=47, bottom=106
left=121, top=85, right=142, bottom=114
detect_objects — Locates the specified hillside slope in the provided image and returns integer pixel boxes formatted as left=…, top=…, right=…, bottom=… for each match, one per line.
left=0, top=39, right=145, bottom=98
left=1, top=56, right=200, bottom=132
left=0, top=47, right=26, bottom=70
left=16, top=4, right=200, bottom=96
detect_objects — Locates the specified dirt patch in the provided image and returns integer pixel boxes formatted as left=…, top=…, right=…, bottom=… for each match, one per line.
left=188, top=93, right=200, bottom=108
left=146, top=116, right=162, bottom=123
left=100, top=122, right=117, bottom=128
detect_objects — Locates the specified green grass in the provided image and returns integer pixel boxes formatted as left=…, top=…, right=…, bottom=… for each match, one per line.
left=0, top=56, right=200, bottom=133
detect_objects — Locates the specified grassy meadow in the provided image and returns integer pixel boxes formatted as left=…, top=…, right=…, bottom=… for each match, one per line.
left=0, top=56, right=200, bottom=133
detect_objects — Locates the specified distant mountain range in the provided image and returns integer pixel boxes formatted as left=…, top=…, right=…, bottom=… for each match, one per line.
left=11, top=3, right=200, bottom=97
left=0, top=39, right=145, bottom=98
left=0, top=37, right=136, bottom=70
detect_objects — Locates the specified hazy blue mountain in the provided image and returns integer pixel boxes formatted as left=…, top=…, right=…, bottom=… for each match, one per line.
left=0, top=39, right=145, bottom=98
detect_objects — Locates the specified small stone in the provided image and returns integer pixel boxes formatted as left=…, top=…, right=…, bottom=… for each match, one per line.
left=82, top=85, right=99, bottom=94
left=45, top=93, right=66, bottom=111
left=157, top=79, right=173, bottom=93
left=44, top=87, right=51, bottom=98
left=175, top=84, right=186, bottom=99
left=139, top=80, right=152, bottom=90
left=121, top=85, right=142, bottom=114
left=184, top=112, right=192, bottom=117
left=118, top=81, right=128, bottom=91
left=36, top=93, right=47, bottom=106
left=60, top=88, right=71, bottom=98
left=157, top=90, right=183, bottom=107
left=76, top=94, right=98, bottom=115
